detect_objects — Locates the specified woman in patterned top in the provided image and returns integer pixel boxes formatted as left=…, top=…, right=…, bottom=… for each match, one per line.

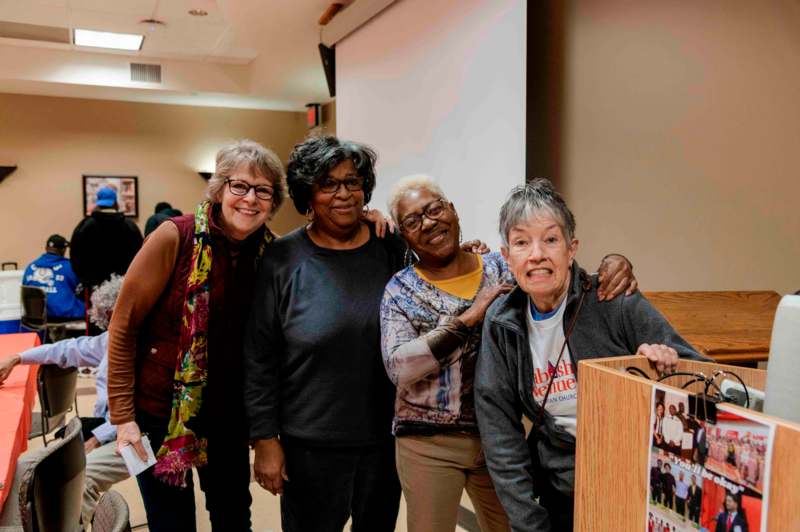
left=379, top=174, right=636, bottom=532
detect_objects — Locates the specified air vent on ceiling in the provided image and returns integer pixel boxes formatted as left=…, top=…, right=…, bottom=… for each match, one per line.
left=130, top=63, right=161, bottom=83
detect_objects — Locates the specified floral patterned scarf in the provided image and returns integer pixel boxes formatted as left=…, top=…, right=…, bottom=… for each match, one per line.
left=154, top=200, right=272, bottom=487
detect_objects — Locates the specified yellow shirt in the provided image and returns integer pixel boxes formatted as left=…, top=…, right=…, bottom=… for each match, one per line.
left=415, top=255, right=483, bottom=300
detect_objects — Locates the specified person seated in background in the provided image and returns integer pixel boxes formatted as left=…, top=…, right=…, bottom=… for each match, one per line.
left=70, top=186, right=143, bottom=291
left=379, top=174, right=636, bottom=532
left=144, top=201, right=183, bottom=237
left=0, top=275, right=128, bottom=527
left=22, top=234, right=85, bottom=321
left=475, top=179, right=707, bottom=531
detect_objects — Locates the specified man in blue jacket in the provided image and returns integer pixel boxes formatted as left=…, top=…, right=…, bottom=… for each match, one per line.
left=22, top=234, right=85, bottom=321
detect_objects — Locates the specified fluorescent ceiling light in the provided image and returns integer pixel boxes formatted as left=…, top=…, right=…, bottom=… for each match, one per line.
left=74, top=29, right=143, bottom=51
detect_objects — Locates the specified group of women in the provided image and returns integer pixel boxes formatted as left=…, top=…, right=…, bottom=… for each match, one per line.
left=107, top=136, right=703, bottom=532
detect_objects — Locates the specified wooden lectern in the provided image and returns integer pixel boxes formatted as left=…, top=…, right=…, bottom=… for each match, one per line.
left=574, top=356, right=800, bottom=530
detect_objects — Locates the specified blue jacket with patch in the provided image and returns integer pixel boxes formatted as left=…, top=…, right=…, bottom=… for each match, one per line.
left=22, top=253, right=85, bottom=320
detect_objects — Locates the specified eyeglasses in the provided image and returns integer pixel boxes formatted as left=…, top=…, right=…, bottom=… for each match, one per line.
left=225, top=179, right=274, bottom=201
left=399, top=199, right=447, bottom=233
left=318, top=175, right=365, bottom=194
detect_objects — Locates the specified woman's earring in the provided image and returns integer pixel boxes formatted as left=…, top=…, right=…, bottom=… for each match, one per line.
left=306, top=208, right=314, bottom=222
left=403, top=247, right=417, bottom=267
left=459, top=228, right=463, bottom=244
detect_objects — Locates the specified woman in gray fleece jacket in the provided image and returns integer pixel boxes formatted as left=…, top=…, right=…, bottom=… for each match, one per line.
left=475, top=180, right=707, bottom=532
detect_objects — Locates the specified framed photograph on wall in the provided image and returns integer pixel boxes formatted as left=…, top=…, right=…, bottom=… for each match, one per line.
left=82, top=175, right=139, bottom=218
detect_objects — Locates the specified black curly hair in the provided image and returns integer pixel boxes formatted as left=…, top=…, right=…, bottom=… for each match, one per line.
left=286, top=135, right=377, bottom=214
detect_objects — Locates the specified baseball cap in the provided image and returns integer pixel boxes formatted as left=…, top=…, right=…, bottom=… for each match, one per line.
left=46, top=234, right=69, bottom=249
left=96, top=187, right=117, bottom=208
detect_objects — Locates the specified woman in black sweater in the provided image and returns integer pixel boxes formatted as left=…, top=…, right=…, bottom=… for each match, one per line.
left=244, top=136, right=405, bottom=532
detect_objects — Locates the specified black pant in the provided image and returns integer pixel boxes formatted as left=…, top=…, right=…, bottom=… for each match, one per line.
left=536, top=480, right=574, bottom=531
left=676, top=496, right=686, bottom=516
left=662, top=491, right=674, bottom=509
left=280, top=437, right=401, bottom=532
left=135, top=414, right=252, bottom=532
left=650, top=484, right=661, bottom=504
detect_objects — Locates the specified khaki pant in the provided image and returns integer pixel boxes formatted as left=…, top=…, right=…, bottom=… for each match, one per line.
left=396, top=433, right=509, bottom=532
left=82, top=441, right=130, bottom=524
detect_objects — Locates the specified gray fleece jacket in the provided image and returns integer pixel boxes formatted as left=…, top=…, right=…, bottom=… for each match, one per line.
left=474, top=262, right=707, bottom=532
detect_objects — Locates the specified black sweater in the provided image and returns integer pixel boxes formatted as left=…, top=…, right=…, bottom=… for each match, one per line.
left=244, top=226, right=406, bottom=446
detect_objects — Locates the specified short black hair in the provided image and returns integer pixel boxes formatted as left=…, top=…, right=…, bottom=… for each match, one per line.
left=286, top=135, right=377, bottom=214
left=154, top=201, right=172, bottom=213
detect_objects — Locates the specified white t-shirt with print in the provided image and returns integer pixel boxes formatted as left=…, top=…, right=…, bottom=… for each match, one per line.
left=525, top=296, right=578, bottom=437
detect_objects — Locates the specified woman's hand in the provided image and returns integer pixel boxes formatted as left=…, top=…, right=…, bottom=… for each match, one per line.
left=461, top=239, right=491, bottom=254
left=597, top=254, right=637, bottom=301
left=116, top=420, right=148, bottom=461
left=0, top=355, right=21, bottom=385
left=459, top=284, right=513, bottom=327
left=253, top=438, right=289, bottom=495
left=361, top=208, right=396, bottom=238
left=637, top=343, right=679, bottom=375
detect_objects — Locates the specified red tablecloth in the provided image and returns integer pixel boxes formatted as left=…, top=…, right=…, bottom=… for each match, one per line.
left=0, top=333, right=39, bottom=511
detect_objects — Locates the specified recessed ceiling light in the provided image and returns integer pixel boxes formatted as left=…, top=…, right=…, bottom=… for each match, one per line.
left=188, top=9, right=208, bottom=16
left=74, top=29, right=144, bottom=51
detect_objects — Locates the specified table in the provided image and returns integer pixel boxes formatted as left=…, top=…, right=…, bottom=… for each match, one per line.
left=643, top=290, right=781, bottom=365
left=0, top=333, right=39, bottom=511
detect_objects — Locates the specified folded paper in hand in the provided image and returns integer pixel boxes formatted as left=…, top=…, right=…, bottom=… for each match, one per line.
left=120, top=435, right=157, bottom=476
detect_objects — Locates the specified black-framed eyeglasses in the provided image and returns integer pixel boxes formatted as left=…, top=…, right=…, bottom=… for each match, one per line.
left=399, top=199, right=447, bottom=233
left=318, top=175, right=365, bottom=194
left=225, top=179, right=274, bottom=201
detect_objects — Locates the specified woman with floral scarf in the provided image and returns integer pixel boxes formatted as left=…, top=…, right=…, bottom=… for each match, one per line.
left=107, top=140, right=284, bottom=531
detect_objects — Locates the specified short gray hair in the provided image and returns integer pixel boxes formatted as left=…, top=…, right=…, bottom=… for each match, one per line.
left=387, top=174, right=448, bottom=222
left=498, top=179, right=576, bottom=247
left=206, top=139, right=286, bottom=211
left=89, top=274, right=124, bottom=330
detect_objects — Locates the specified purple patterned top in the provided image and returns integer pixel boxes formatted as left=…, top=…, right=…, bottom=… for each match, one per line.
left=379, top=252, right=513, bottom=435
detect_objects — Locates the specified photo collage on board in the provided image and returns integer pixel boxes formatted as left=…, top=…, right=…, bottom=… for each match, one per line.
left=645, top=385, right=774, bottom=532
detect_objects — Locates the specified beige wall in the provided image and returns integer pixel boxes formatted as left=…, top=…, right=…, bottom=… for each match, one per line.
left=322, top=101, right=337, bottom=135
left=561, top=0, right=800, bottom=294
left=0, top=93, right=309, bottom=267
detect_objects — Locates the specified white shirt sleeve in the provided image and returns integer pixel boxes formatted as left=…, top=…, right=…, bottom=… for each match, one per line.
left=91, top=421, right=117, bottom=444
left=19, top=331, right=108, bottom=369
left=20, top=332, right=116, bottom=443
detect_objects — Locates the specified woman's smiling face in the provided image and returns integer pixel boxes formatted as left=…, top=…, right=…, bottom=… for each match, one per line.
left=309, top=159, right=365, bottom=234
left=219, top=163, right=274, bottom=241
left=396, top=188, right=460, bottom=265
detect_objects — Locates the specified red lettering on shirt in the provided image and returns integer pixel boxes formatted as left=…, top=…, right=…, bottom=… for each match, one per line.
left=531, top=358, right=577, bottom=398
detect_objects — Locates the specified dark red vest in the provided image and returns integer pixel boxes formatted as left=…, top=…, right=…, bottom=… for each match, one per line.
left=133, top=212, right=263, bottom=422
left=134, top=214, right=196, bottom=418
